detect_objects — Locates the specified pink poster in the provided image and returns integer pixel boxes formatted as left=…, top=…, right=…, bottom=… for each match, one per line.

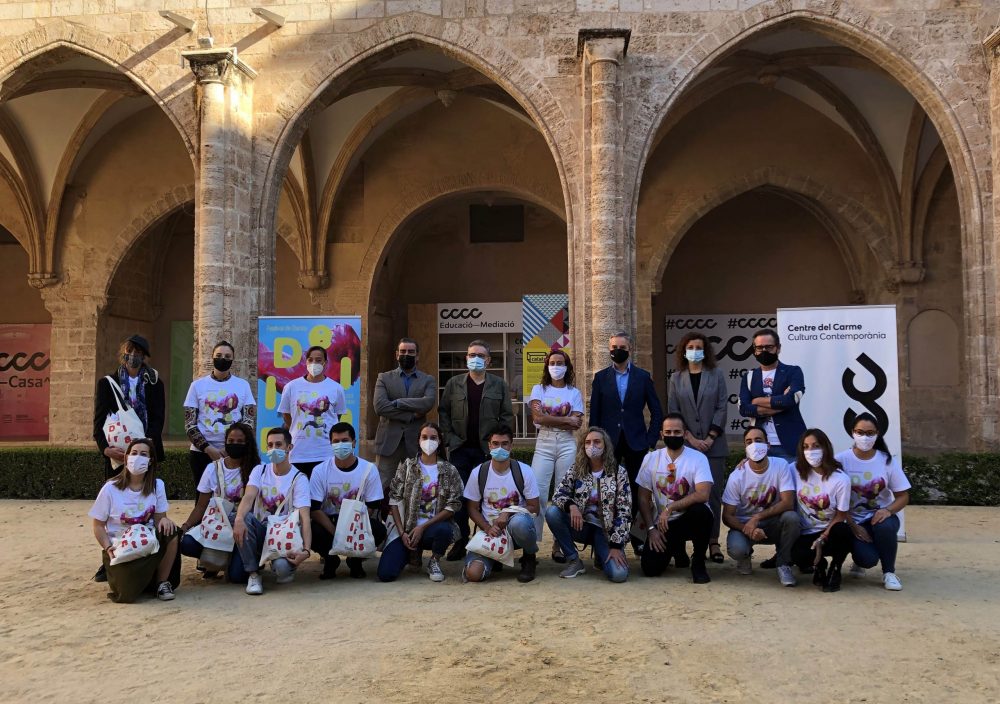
left=0, top=324, right=51, bottom=439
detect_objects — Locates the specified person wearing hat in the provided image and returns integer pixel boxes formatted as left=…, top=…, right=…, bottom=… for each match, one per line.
left=92, top=334, right=165, bottom=583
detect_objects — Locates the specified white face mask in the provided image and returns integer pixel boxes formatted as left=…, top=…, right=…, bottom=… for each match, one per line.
left=804, top=449, right=824, bottom=468
left=745, top=441, right=768, bottom=462
left=420, top=438, right=439, bottom=456
left=853, top=433, right=877, bottom=452
left=548, top=364, right=567, bottom=381
left=306, top=362, right=325, bottom=378
left=126, top=454, right=149, bottom=475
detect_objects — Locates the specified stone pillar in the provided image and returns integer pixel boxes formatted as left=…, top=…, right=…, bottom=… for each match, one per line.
left=979, top=30, right=1000, bottom=449
left=182, top=48, right=258, bottom=380
left=575, top=30, right=632, bottom=396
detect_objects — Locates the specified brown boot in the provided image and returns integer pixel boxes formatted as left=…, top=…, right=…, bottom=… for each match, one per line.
left=517, top=553, right=538, bottom=583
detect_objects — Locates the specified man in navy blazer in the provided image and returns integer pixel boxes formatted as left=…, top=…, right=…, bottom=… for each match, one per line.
left=589, top=331, right=664, bottom=504
left=738, top=329, right=806, bottom=460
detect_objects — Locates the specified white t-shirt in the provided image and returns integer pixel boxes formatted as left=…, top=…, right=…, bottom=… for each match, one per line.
left=722, top=457, right=795, bottom=524
left=89, top=478, right=168, bottom=541
left=760, top=369, right=780, bottom=445
left=794, top=467, right=852, bottom=535
left=197, top=460, right=245, bottom=504
left=835, top=449, right=911, bottom=524
left=636, top=447, right=713, bottom=521
left=583, top=470, right=603, bottom=526
left=416, top=461, right=440, bottom=526
left=126, top=374, right=139, bottom=405
left=277, top=376, right=347, bottom=462
left=309, top=457, right=383, bottom=518
left=248, top=464, right=310, bottom=519
left=529, top=384, right=584, bottom=429
left=463, top=461, right=541, bottom=524
left=183, top=375, right=256, bottom=451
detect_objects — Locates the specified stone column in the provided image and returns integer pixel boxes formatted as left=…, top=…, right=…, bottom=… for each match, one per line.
left=576, top=30, right=632, bottom=394
left=182, top=48, right=258, bottom=380
left=979, top=30, right=1000, bottom=449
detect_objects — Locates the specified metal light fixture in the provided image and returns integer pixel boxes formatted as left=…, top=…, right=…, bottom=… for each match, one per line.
left=251, top=7, right=286, bottom=27
left=158, top=10, right=195, bottom=31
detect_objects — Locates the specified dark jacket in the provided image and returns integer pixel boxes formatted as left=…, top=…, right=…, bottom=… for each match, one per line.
left=667, top=367, right=729, bottom=458
left=438, top=372, right=514, bottom=454
left=372, top=368, right=436, bottom=456
left=738, top=361, right=806, bottom=455
left=93, top=368, right=165, bottom=475
left=589, top=364, right=663, bottom=451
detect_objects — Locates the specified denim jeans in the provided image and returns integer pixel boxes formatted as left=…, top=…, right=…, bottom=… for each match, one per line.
left=725, top=510, right=801, bottom=567
left=531, top=429, right=577, bottom=537
left=850, top=513, right=900, bottom=573
left=237, top=513, right=295, bottom=580
left=180, top=532, right=250, bottom=583
left=544, top=505, right=628, bottom=583
left=464, top=512, right=538, bottom=580
left=377, top=521, right=454, bottom=582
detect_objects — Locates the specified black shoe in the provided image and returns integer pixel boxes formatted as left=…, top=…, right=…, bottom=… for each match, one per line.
left=446, top=538, right=468, bottom=562
left=823, top=562, right=842, bottom=593
left=674, top=551, right=690, bottom=569
left=812, top=558, right=828, bottom=587
left=518, top=553, right=538, bottom=583
left=348, top=562, right=367, bottom=579
left=551, top=544, right=567, bottom=564
left=93, top=564, right=107, bottom=583
left=691, top=562, right=711, bottom=584
left=760, top=555, right=778, bottom=569
left=201, top=570, right=220, bottom=580
left=320, top=555, right=341, bottom=580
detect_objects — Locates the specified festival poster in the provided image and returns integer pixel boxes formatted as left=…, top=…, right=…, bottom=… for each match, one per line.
left=521, top=294, right=570, bottom=399
left=0, top=324, right=51, bottom=439
left=257, top=317, right=362, bottom=454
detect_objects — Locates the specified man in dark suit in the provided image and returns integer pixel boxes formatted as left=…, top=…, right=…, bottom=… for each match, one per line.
left=738, top=328, right=806, bottom=461
left=589, top=331, right=664, bottom=509
left=373, top=337, right=437, bottom=490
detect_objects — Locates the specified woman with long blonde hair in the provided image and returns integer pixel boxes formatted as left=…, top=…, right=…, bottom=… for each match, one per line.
left=543, top=426, right=632, bottom=581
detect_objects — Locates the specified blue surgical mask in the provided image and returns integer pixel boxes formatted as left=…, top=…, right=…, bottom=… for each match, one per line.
left=332, top=441, right=354, bottom=460
left=490, top=447, right=510, bottom=462
left=467, top=356, right=486, bottom=372
left=685, top=349, right=705, bottom=363
left=266, top=448, right=287, bottom=464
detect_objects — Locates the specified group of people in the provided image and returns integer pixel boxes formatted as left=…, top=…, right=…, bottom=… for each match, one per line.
left=89, top=329, right=909, bottom=602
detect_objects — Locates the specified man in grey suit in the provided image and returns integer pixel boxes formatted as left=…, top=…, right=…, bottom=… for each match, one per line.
left=373, top=338, right=437, bottom=490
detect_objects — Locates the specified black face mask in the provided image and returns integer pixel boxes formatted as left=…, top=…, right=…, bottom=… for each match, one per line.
left=610, top=349, right=629, bottom=364
left=122, top=353, right=143, bottom=369
left=398, top=354, right=416, bottom=371
left=755, top=351, right=778, bottom=366
left=213, top=358, right=233, bottom=372
left=225, top=443, right=247, bottom=459
left=662, top=435, right=685, bottom=451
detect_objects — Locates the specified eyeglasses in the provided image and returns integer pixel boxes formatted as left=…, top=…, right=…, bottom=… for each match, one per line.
left=753, top=344, right=777, bottom=353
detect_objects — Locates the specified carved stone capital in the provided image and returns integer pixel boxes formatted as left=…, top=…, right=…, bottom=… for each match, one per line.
left=892, top=260, right=926, bottom=285
left=297, top=270, right=329, bottom=290
left=182, top=48, right=257, bottom=85
left=27, top=271, right=59, bottom=289
left=577, top=29, right=630, bottom=64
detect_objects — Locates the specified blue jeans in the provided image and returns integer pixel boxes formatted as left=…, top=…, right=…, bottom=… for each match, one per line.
left=464, top=512, right=538, bottom=580
left=180, top=532, right=250, bottom=583
left=851, top=514, right=900, bottom=573
left=377, top=522, right=454, bottom=582
left=237, top=513, right=295, bottom=580
left=544, top=505, right=628, bottom=583
left=531, top=429, right=577, bottom=537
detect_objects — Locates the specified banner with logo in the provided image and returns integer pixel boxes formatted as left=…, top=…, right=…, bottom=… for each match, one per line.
left=257, top=317, right=362, bottom=455
left=521, top=294, right=570, bottom=398
left=437, top=303, right=520, bottom=334
left=665, top=314, right=776, bottom=438
left=0, top=324, right=51, bottom=439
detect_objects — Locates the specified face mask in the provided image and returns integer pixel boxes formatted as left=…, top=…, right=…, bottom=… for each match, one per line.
left=610, top=349, right=629, bottom=365
left=266, top=448, right=287, bottom=464
left=662, top=435, right=685, bottom=451
left=490, top=447, right=510, bottom=462
left=306, top=362, right=325, bottom=378
left=420, top=438, right=439, bottom=455
left=755, top=350, right=778, bottom=366
left=745, top=441, right=769, bottom=462
left=126, top=454, right=149, bottom=475
left=398, top=354, right=416, bottom=371
left=685, top=349, right=705, bottom=364
left=225, top=443, right=247, bottom=459
left=467, top=356, right=486, bottom=372
left=548, top=364, right=566, bottom=381
left=585, top=444, right=603, bottom=459
left=213, top=357, right=233, bottom=372
left=804, top=449, right=824, bottom=468
left=331, top=441, right=354, bottom=460
left=853, top=433, right=877, bottom=452
left=122, top=353, right=143, bottom=368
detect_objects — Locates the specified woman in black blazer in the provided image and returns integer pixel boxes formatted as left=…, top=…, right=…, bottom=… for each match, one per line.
left=667, top=332, right=728, bottom=563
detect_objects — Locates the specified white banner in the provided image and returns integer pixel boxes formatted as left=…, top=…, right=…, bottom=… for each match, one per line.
left=777, top=305, right=904, bottom=538
left=665, top=314, right=777, bottom=438
left=437, top=303, right=521, bottom=333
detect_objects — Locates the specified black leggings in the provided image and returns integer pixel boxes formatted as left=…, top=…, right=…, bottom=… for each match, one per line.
left=791, top=522, right=852, bottom=571
left=640, top=503, right=712, bottom=576
left=189, top=450, right=213, bottom=491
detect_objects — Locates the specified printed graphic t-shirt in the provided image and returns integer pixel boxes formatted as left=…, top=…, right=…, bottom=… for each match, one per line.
left=722, top=457, right=795, bottom=524
left=89, top=478, right=169, bottom=541
left=183, top=375, right=256, bottom=451
left=636, top=447, right=713, bottom=521
left=197, top=460, right=246, bottom=504
left=584, top=470, right=603, bottom=526
left=528, top=384, right=584, bottom=429
left=416, top=461, right=440, bottom=526
left=464, top=462, right=541, bottom=524
left=277, top=376, right=348, bottom=462
left=248, top=464, right=310, bottom=520
left=309, top=457, right=383, bottom=518
left=794, top=467, right=851, bottom=534
left=760, top=369, right=780, bottom=446
left=835, top=449, right=911, bottom=524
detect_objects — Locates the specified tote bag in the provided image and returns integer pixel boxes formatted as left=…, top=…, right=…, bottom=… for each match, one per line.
left=102, top=376, right=146, bottom=470
left=109, top=523, right=159, bottom=566
left=466, top=506, right=531, bottom=567
left=258, top=473, right=304, bottom=567
left=330, top=465, right=377, bottom=559
left=189, top=461, right=236, bottom=570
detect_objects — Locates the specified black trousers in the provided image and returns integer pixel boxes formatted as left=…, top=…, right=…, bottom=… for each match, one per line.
left=311, top=515, right=388, bottom=568
left=189, top=450, right=213, bottom=491
left=448, top=445, right=489, bottom=540
left=640, top=503, right=712, bottom=577
left=614, top=433, right=649, bottom=513
left=791, top=522, right=852, bottom=571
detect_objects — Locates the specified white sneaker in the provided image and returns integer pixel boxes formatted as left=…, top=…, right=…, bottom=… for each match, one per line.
left=427, top=557, right=445, bottom=583
left=777, top=565, right=796, bottom=587
left=275, top=572, right=294, bottom=585
left=735, top=557, right=752, bottom=575
left=245, top=573, right=264, bottom=595
left=850, top=563, right=867, bottom=578
left=883, top=572, right=903, bottom=591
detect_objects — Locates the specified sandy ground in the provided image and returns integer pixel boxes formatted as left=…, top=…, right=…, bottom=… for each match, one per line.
left=1, top=503, right=998, bottom=703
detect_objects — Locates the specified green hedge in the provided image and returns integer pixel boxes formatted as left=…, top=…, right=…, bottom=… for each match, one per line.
left=1, top=447, right=998, bottom=505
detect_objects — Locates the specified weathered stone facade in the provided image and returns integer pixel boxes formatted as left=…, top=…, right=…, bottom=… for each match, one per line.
left=0, top=1, right=996, bottom=452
